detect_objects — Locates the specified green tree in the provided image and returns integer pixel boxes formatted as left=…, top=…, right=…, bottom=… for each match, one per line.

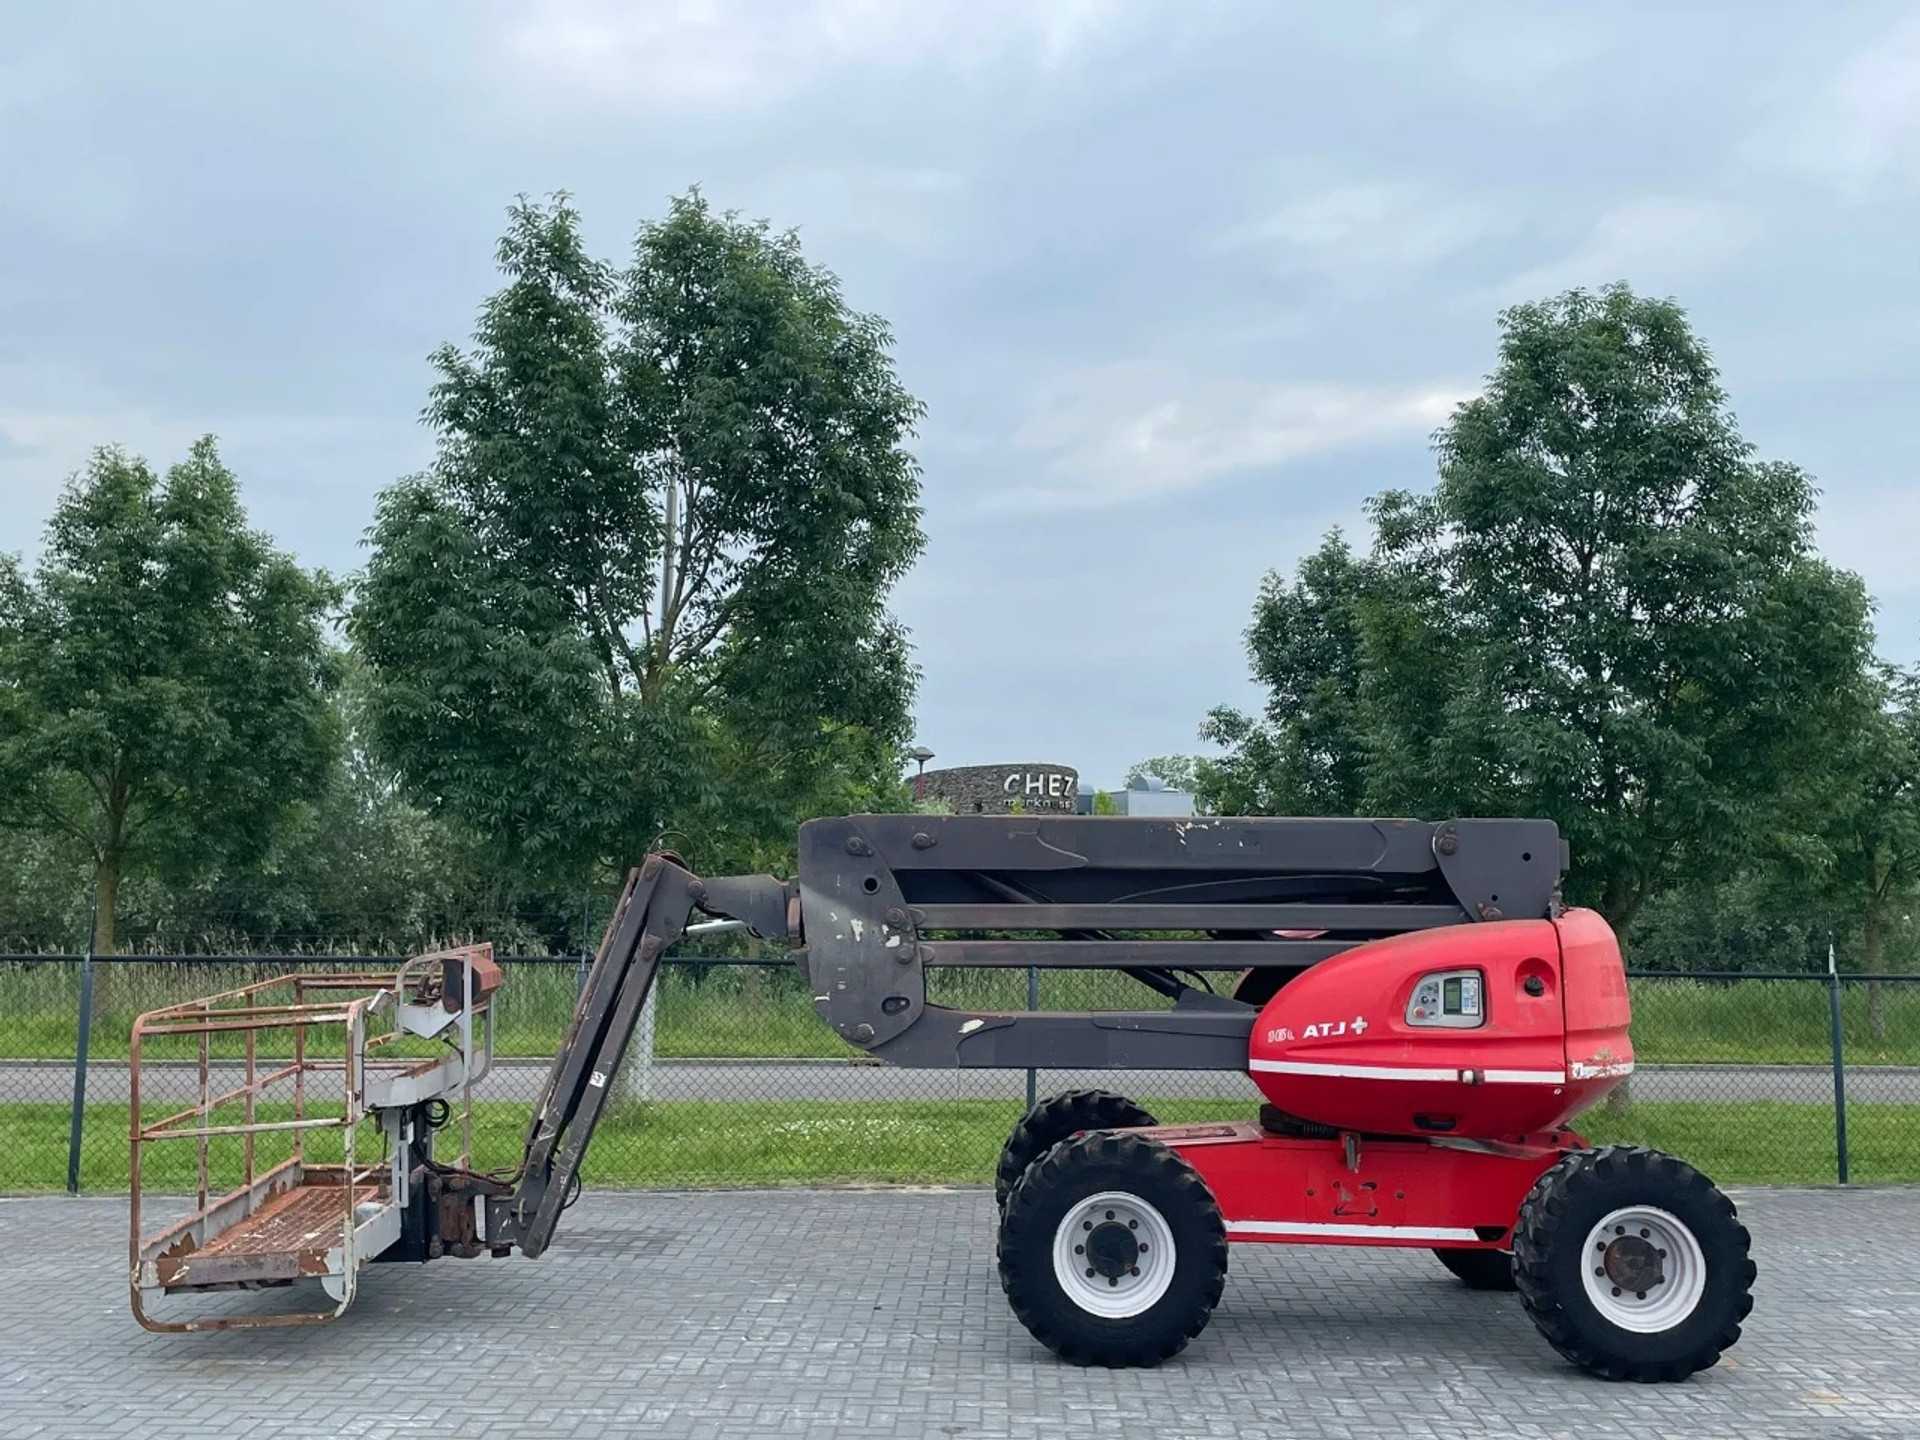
left=1359, top=286, right=1873, bottom=924
left=1197, top=532, right=1371, bottom=816
left=0, top=441, right=341, bottom=951
left=1796, top=666, right=1920, bottom=1034
left=1202, top=287, right=1876, bottom=928
left=352, top=194, right=925, bottom=883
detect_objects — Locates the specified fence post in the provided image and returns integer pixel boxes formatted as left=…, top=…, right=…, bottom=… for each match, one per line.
left=1024, top=961, right=1038, bottom=1111
left=575, top=890, right=591, bottom=1000
left=1827, top=939, right=1850, bottom=1186
left=65, top=887, right=99, bottom=1194
left=627, top=966, right=659, bottom=1104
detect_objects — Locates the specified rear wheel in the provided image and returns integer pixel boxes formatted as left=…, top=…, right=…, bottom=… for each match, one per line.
left=994, top=1089, right=1158, bottom=1211
left=998, top=1132, right=1227, bottom=1367
left=1432, top=1247, right=1517, bottom=1291
left=1513, top=1146, right=1755, bottom=1381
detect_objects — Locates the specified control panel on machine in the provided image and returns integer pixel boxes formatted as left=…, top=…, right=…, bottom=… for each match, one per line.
left=1406, top=969, right=1485, bottom=1028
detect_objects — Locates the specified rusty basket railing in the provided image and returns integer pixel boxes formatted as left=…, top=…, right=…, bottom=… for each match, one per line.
left=128, top=947, right=495, bottom=1332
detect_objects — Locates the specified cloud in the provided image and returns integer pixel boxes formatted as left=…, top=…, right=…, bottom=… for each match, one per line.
left=1489, top=198, right=1757, bottom=302
left=0, top=409, right=426, bottom=570
left=1216, top=182, right=1498, bottom=275
left=993, top=368, right=1468, bottom=512
left=1754, top=15, right=1920, bottom=199
left=751, top=164, right=971, bottom=259
left=499, top=0, right=1121, bottom=110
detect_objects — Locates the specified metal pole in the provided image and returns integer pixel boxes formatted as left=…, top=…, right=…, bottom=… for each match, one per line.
left=575, top=891, right=590, bottom=1001
left=65, top=886, right=100, bottom=1194
left=1025, top=961, right=1039, bottom=1110
left=1828, top=938, right=1850, bottom=1186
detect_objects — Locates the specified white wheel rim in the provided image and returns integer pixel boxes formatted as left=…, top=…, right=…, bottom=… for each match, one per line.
left=1580, top=1205, right=1707, bottom=1333
left=1051, top=1190, right=1177, bottom=1318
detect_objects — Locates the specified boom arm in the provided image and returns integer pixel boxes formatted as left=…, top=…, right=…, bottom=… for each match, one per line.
left=472, top=813, right=1561, bottom=1256
left=485, top=857, right=790, bottom=1257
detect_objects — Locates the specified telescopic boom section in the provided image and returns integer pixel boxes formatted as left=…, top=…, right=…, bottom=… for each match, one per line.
left=789, top=813, right=1565, bottom=1071
left=495, top=856, right=790, bottom=1257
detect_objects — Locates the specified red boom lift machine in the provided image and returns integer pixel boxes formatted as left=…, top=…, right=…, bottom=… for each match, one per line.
left=130, top=815, right=1754, bottom=1381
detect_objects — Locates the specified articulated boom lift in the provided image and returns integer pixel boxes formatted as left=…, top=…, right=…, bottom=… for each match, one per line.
left=130, top=814, right=1755, bottom=1381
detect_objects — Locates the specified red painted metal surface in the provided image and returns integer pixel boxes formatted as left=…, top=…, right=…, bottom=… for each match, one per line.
left=1245, top=907, right=1631, bottom=1139
left=1557, top=906, right=1635, bottom=1085
left=1152, top=1122, right=1575, bottom=1248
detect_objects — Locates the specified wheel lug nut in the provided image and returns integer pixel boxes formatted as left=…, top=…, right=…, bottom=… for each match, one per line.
left=1639, top=1228, right=1649, bottom=1238
left=1636, top=1291, right=1646, bottom=1300
left=1108, top=1277, right=1118, bottom=1287
left=1083, top=1221, right=1092, bottom=1231
left=1075, top=1245, right=1084, bottom=1255
left=1594, top=1268, right=1605, bottom=1278
left=1106, top=1211, right=1115, bottom=1221
left=1138, top=1243, right=1148, bottom=1252
left=1614, top=1226, right=1625, bottom=1236
left=1656, top=1249, right=1666, bottom=1259
left=1611, top=1286, right=1622, bottom=1297
left=1130, top=1266, right=1140, bottom=1276
left=1086, top=1267, right=1095, bottom=1277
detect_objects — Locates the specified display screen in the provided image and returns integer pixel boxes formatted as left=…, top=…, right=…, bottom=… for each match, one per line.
left=1405, top=969, right=1485, bottom=1026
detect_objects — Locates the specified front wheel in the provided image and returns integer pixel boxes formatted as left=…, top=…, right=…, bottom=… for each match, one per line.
left=1513, top=1146, right=1755, bottom=1381
left=997, top=1132, right=1227, bottom=1367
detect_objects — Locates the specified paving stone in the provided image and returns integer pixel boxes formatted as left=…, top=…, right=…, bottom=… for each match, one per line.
left=1, top=1185, right=1915, bottom=1438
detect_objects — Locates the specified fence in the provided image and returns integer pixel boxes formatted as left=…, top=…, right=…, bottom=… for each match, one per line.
left=2, top=951, right=1916, bottom=1193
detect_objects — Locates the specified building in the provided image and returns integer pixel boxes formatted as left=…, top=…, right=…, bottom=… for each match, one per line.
left=914, top=762, right=1079, bottom=814
left=1074, top=774, right=1197, bottom=817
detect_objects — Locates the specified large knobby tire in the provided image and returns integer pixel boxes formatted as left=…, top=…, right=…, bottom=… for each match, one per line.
left=1433, top=1247, right=1518, bottom=1291
left=994, top=1089, right=1158, bottom=1212
left=997, top=1131, right=1228, bottom=1367
left=1513, top=1146, right=1755, bottom=1382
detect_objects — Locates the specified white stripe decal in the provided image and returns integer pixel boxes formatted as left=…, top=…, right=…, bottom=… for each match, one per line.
left=1227, top=1221, right=1481, bottom=1241
left=1249, top=1059, right=1458, bottom=1082
left=1248, top=1058, right=1567, bottom=1084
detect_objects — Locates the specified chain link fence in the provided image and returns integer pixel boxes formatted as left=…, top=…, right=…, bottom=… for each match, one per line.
left=2, top=951, right=1914, bottom=1193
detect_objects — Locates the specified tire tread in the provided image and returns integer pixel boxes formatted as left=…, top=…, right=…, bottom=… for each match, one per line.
left=997, top=1132, right=1227, bottom=1367
left=1512, top=1145, right=1755, bottom=1382
left=994, top=1090, right=1158, bottom=1211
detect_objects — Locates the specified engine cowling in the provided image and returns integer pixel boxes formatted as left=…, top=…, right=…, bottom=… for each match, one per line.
left=1246, top=907, right=1631, bottom=1139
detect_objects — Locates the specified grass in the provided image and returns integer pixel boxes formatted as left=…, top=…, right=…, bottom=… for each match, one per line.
left=4, top=961, right=1914, bottom=1194
left=5, top=961, right=1920, bottom=1064
left=8, top=1097, right=1911, bottom=1194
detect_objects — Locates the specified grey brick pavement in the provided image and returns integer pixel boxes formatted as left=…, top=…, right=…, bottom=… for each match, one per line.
left=2, top=1185, right=1916, bottom=1439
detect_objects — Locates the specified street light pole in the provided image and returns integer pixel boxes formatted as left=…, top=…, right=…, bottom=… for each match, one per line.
left=908, top=745, right=934, bottom=802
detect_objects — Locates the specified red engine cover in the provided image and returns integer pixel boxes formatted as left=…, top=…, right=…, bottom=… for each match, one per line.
left=1247, top=908, right=1632, bottom=1139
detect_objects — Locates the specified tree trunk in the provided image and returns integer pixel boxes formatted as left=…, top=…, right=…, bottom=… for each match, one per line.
left=1863, top=905, right=1887, bottom=1045
left=91, top=855, right=119, bottom=955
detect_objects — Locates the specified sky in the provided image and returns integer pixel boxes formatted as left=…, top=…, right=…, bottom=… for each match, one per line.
left=3, top=2, right=1918, bottom=788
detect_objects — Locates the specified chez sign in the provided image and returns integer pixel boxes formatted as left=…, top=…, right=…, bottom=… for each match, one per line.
left=1003, top=770, right=1076, bottom=802
left=915, top=762, right=1080, bottom=814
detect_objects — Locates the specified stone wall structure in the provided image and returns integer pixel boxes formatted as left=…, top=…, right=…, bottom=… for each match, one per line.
left=913, top=762, right=1079, bottom=814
